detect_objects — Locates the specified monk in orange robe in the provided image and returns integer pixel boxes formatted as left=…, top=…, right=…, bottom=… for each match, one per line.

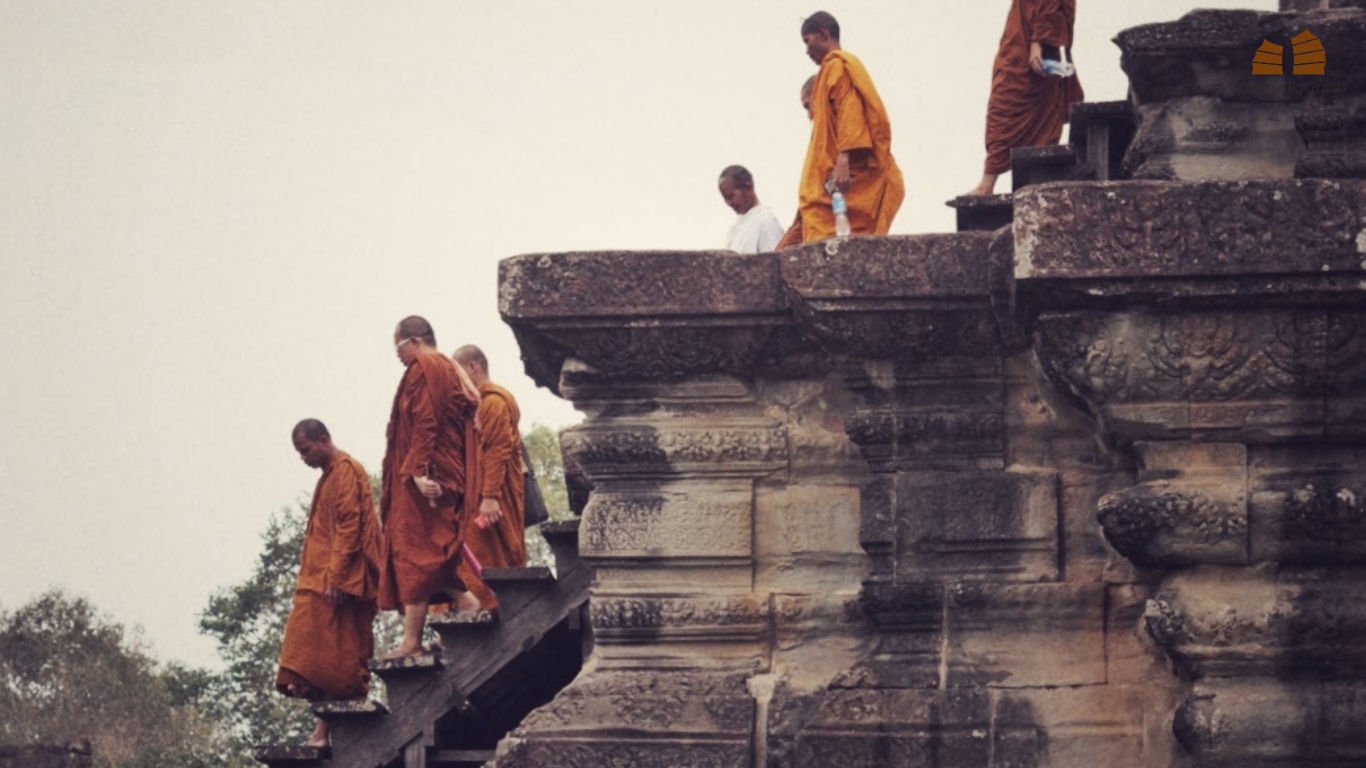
left=968, top=0, right=1084, bottom=196
left=778, top=11, right=904, bottom=248
left=453, top=345, right=527, bottom=606
left=276, top=418, right=383, bottom=747
left=379, top=315, right=487, bottom=658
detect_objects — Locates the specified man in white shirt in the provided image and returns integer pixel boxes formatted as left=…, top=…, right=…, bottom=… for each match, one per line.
left=719, top=165, right=785, bottom=253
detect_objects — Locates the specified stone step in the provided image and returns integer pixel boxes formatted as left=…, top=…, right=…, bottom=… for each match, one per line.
left=427, top=748, right=496, bottom=767
left=252, top=745, right=328, bottom=767
left=1011, top=144, right=1081, bottom=191
left=945, top=193, right=1013, bottom=232
left=538, top=518, right=581, bottom=574
left=482, top=566, right=556, bottom=615
left=1067, top=100, right=1136, bottom=182
left=369, top=651, right=444, bottom=709
left=429, top=609, right=499, bottom=656
left=311, top=699, right=387, bottom=744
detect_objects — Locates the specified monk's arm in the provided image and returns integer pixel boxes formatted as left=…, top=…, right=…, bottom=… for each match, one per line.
left=478, top=397, right=518, bottom=503
left=1026, top=0, right=1071, bottom=48
left=401, top=368, right=439, bottom=481
left=830, top=68, right=873, bottom=156
left=327, top=464, right=371, bottom=596
left=776, top=214, right=803, bottom=250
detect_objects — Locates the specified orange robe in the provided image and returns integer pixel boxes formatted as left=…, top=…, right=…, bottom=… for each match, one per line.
left=464, top=383, right=528, bottom=602
left=378, top=350, right=488, bottom=611
left=983, top=0, right=1085, bottom=175
left=276, top=451, right=382, bottom=701
left=789, top=50, right=905, bottom=245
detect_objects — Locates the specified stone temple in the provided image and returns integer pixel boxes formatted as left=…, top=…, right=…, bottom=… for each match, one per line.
left=253, top=1, right=1366, bottom=766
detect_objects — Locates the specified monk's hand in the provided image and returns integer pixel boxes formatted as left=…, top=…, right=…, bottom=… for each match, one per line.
left=414, top=475, right=441, bottom=500
left=478, top=498, right=502, bottom=529
left=1029, top=41, right=1045, bottom=76
left=831, top=152, right=852, bottom=192
left=324, top=586, right=346, bottom=607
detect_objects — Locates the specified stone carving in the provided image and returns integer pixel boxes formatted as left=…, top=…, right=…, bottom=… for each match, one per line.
left=1099, top=488, right=1248, bottom=566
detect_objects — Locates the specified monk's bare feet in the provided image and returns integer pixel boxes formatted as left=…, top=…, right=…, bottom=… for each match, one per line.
left=305, top=719, right=329, bottom=748
left=966, top=173, right=999, bottom=197
left=382, top=641, right=428, bottom=660
left=454, top=590, right=481, bottom=612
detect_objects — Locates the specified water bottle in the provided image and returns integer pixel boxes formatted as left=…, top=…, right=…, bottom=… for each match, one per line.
left=1042, top=59, right=1075, bottom=78
left=831, top=190, right=851, bottom=237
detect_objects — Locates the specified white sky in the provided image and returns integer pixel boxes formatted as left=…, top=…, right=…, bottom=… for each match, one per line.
left=0, top=0, right=1276, bottom=669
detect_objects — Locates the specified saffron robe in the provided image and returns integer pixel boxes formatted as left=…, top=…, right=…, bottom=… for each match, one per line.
left=276, top=451, right=382, bottom=700
left=983, top=0, right=1085, bottom=175
left=790, top=50, right=905, bottom=245
left=463, top=382, right=527, bottom=611
left=378, top=350, right=487, bottom=610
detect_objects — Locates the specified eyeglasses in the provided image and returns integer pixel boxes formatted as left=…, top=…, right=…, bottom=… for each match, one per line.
left=395, top=337, right=417, bottom=352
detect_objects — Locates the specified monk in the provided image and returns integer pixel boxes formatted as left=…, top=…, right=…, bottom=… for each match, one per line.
left=379, top=315, right=487, bottom=658
left=276, top=419, right=383, bottom=748
left=778, top=11, right=904, bottom=248
left=967, top=0, right=1084, bottom=196
left=453, top=345, right=527, bottom=605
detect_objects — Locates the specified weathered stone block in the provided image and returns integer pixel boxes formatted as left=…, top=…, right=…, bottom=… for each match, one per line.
left=1175, top=680, right=1366, bottom=765
left=946, top=583, right=1106, bottom=688
left=1249, top=445, right=1366, bottom=563
left=1146, top=566, right=1366, bottom=679
left=895, top=471, right=1060, bottom=583
left=756, top=484, right=866, bottom=593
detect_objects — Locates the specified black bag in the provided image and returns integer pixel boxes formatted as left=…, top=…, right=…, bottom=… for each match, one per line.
left=521, top=443, right=550, bottom=527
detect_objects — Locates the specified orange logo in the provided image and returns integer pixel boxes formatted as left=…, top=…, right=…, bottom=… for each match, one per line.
left=1253, top=31, right=1325, bottom=75
left=1291, top=30, right=1325, bottom=75
left=1252, top=40, right=1284, bottom=75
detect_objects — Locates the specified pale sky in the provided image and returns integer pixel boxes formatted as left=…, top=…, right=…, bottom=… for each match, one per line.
left=0, top=0, right=1276, bottom=669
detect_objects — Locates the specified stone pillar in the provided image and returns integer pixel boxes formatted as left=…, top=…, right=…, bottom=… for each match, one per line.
left=1018, top=178, right=1366, bottom=766
left=495, top=251, right=804, bottom=768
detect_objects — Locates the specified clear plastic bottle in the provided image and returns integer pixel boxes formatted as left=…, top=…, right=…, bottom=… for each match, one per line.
left=1042, top=59, right=1075, bottom=78
left=831, top=190, right=851, bottom=237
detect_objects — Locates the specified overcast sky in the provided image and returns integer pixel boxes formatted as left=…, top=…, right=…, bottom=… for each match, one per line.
left=0, top=0, right=1277, bottom=669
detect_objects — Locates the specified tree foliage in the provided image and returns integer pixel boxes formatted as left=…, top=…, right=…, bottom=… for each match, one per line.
left=521, top=423, right=573, bottom=567
left=0, top=589, right=227, bottom=768
left=197, top=503, right=316, bottom=752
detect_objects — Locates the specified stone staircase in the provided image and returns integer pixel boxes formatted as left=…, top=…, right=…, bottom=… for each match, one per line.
left=254, top=519, right=589, bottom=768
left=946, top=99, right=1136, bottom=232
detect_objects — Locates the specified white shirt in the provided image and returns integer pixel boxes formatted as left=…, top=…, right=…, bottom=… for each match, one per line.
left=725, top=204, right=785, bottom=254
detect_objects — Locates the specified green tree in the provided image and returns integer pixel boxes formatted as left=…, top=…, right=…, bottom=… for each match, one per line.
left=0, top=589, right=228, bottom=768
left=197, top=504, right=315, bottom=752
left=521, top=423, right=573, bottom=567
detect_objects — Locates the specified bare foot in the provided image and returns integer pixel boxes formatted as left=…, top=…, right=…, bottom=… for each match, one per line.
left=965, top=173, right=999, bottom=197
left=305, top=719, right=329, bottom=748
left=382, top=641, right=427, bottom=660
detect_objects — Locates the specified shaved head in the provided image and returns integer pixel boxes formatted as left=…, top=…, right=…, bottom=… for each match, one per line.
left=453, top=344, right=489, bottom=374
left=292, top=418, right=330, bottom=442
left=719, top=165, right=754, bottom=190
left=396, top=315, right=436, bottom=347
left=801, top=11, right=840, bottom=41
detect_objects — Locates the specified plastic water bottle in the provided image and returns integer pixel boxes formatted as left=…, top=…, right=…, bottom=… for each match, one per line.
left=831, top=190, right=851, bottom=237
left=1042, top=59, right=1075, bottom=78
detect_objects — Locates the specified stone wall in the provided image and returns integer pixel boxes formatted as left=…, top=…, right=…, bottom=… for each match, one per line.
left=493, top=6, right=1366, bottom=767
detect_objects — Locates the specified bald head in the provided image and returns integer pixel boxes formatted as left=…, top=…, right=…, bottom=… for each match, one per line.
left=801, top=11, right=840, bottom=40
left=719, top=165, right=753, bottom=189
left=453, top=344, right=488, bottom=373
left=396, top=315, right=436, bottom=347
left=453, top=344, right=491, bottom=386
left=292, top=418, right=330, bottom=442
